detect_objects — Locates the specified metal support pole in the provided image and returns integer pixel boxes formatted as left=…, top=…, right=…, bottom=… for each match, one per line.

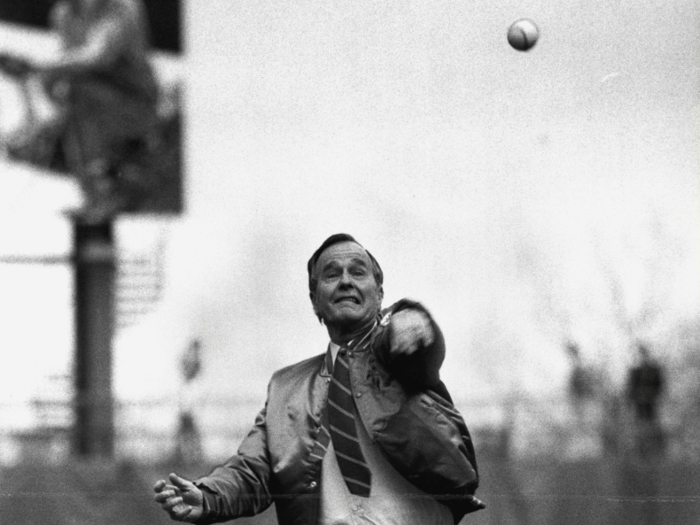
left=72, top=217, right=115, bottom=457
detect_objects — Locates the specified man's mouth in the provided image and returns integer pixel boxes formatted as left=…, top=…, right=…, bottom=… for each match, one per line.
left=334, top=296, right=360, bottom=304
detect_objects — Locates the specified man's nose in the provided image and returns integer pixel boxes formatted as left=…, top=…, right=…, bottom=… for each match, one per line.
left=338, top=270, right=354, bottom=286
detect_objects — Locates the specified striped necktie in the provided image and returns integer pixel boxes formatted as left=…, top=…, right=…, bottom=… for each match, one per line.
left=327, top=347, right=372, bottom=497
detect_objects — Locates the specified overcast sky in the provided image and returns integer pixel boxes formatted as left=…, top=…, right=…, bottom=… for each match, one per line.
left=162, top=0, right=700, bottom=400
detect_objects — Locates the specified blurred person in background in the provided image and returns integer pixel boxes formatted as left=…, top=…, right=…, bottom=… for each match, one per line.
left=626, top=343, right=664, bottom=423
left=566, top=341, right=597, bottom=418
left=174, top=338, right=204, bottom=466
left=626, top=343, right=665, bottom=456
left=564, top=341, right=604, bottom=458
left=154, top=233, right=484, bottom=525
left=0, top=0, right=159, bottom=219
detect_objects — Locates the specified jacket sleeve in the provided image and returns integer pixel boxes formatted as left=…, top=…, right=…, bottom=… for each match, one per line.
left=193, top=404, right=273, bottom=524
left=373, top=299, right=445, bottom=391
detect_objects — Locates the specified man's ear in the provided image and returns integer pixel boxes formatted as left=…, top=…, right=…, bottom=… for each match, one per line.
left=310, top=292, right=318, bottom=315
left=378, top=286, right=384, bottom=310
left=310, top=292, right=324, bottom=324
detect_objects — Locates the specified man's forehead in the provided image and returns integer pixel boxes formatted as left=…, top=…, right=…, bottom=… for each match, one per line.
left=316, top=241, right=371, bottom=266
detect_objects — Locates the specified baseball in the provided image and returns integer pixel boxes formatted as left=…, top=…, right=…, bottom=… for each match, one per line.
left=507, top=19, right=539, bottom=52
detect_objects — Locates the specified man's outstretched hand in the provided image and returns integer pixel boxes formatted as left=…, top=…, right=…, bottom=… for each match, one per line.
left=388, top=308, right=435, bottom=357
left=154, top=473, right=204, bottom=522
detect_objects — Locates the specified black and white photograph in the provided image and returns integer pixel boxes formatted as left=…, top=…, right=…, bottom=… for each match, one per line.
left=1, top=1, right=699, bottom=524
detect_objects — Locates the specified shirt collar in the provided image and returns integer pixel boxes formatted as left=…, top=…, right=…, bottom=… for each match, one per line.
left=329, top=341, right=341, bottom=364
left=324, top=322, right=376, bottom=375
left=329, top=323, right=376, bottom=360
left=323, top=342, right=341, bottom=376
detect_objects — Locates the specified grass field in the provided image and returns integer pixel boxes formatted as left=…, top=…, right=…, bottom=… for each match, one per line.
left=2, top=454, right=699, bottom=525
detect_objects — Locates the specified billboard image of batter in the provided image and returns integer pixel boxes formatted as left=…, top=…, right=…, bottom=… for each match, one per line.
left=0, top=0, right=183, bottom=219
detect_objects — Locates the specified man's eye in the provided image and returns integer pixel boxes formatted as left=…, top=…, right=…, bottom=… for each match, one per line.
left=352, top=270, right=367, bottom=277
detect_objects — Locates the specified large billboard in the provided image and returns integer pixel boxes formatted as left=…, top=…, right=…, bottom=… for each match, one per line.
left=0, top=0, right=183, bottom=217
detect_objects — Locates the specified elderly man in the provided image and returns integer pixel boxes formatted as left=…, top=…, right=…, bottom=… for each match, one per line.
left=154, top=233, right=484, bottom=524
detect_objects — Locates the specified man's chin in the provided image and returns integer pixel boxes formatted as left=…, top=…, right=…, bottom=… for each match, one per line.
left=322, top=311, right=377, bottom=331
left=325, top=314, right=363, bottom=327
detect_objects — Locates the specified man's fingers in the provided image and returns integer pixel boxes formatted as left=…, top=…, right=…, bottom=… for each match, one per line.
left=163, top=495, right=184, bottom=511
left=172, top=502, right=193, bottom=520
left=153, top=479, right=167, bottom=492
left=155, top=473, right=202, bottom=521
left=169, top=472, right=194, bottom=490
left=154, top=489, right=178, bottom=503
left=390, top=309, right=434, bottom=356
left=159, top=494, right=196, bottom=522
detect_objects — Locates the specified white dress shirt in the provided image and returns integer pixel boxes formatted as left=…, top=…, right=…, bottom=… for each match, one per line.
left=318, top=342, right=453, bottom=525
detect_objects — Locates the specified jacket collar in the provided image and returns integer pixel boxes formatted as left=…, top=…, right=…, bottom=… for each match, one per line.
left=321, top=345, right=333, bottom=377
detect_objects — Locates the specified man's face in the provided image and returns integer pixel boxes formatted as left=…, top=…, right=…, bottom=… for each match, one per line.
left=310, top=241, right=383, bottom=331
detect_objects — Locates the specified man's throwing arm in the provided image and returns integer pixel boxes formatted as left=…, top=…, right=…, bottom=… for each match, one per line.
left=373, top=299, right=446, bottom=391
